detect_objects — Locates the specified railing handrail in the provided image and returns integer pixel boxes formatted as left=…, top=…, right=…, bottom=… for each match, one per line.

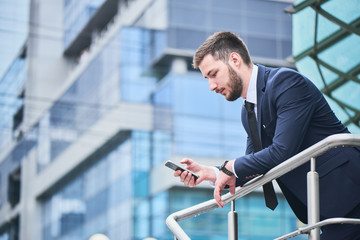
left=166, top=133, right=360, bottom=240
left=275, top=218, right=360, bottom=240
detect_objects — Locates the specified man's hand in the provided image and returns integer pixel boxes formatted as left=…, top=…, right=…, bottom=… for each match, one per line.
left=174, top=158, right=217, bottom=187
left=214, top=160, right=236, bottom=208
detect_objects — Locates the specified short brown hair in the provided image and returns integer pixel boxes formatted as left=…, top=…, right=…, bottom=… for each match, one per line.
left=193, top=31, right=251, bottom=69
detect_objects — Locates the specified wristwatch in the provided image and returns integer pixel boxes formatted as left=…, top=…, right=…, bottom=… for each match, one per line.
left=220, top=160, right=234, bottom=176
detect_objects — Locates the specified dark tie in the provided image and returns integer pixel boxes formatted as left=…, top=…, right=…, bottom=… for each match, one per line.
left=244, top=100, right=278, bottom=210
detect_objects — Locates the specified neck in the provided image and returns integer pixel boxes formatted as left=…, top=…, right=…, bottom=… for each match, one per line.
left=241, top=63, right=253, bottom=99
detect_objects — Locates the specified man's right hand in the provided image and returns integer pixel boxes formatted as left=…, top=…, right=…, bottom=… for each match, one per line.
left=174, top=158, right=217, bottom=187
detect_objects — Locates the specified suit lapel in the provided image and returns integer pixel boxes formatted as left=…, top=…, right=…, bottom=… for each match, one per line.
left=256, top=65, right=266, bottom=143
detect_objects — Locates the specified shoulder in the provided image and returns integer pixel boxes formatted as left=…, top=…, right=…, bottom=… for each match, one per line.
left=263, top=67, right=313, bottom=94
left=267, top=67, right=304, bottom=85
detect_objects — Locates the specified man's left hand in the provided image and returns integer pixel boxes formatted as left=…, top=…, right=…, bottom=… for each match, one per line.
left=214, top=160, right=237, bottom=208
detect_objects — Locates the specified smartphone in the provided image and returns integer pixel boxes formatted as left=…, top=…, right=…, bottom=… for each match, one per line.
left=165, top=160, right=199, bottom=181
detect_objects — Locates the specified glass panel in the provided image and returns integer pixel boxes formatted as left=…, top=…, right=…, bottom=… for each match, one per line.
left=294, top=0, right=308, bottom=6
left=293, top=7, right=315, bottom=57
left=332, top=81, right=360, bottom=111
left=319, top=34, right=360, bottom=73
left=324, top=96, right=349, bottom=124
left=322, top=0, right=360, bottom=24
left=317, top=14, right=341, bottom=43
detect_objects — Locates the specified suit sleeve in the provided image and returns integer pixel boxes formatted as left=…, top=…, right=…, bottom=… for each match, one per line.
left=234, top=71, right=315, bottom=184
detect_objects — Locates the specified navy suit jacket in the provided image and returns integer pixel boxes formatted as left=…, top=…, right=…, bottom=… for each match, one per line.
left=234, top=65, right=360, bottom=223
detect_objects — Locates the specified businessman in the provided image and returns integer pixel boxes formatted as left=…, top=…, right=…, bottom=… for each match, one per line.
left=174, top=31, right=360, bottom=239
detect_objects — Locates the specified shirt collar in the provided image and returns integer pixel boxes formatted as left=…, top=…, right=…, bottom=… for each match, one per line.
left=245, top=64, right=258, bottom=105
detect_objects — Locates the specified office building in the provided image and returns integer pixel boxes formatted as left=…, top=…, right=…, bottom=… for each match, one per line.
left=6, top=0, right=356, bottom=239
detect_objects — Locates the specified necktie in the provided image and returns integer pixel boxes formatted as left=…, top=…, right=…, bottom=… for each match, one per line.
left=244, top=100, right=278, bottom=210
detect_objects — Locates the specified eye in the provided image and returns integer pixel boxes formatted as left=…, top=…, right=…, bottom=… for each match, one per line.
left=212, top=72, right=217, bottom=77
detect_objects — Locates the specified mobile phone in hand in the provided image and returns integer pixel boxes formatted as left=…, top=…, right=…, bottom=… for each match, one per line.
left=165, top=160, right=199, bottom=181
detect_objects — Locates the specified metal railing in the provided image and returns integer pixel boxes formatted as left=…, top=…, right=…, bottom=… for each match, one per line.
left=166, top=134, right=360, bottom=240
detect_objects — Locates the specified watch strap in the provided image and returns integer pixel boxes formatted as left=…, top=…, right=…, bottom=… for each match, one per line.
left=220, top=161, right=234, bottom=176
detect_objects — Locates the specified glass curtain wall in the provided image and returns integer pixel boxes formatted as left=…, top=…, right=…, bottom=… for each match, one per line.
left=0, top=0, right=29, bottom=77
left=292, top=0, right=360, bottom=133
left=167, top=0, right=292, bottom=60
left=37, top=27, right=159, bottom=172
left=41, top=131, right=152, bottom=240
left=0, top=57, right=26, bottom=152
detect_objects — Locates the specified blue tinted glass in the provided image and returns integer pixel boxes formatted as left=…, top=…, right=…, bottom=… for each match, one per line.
left=322, top=0, right=360, bottom=24
left=319, top=34, right=360, bottom=73
left=247, top=37, right=277, bottom=59
left=247, top=15, right=277, bottom=37
left=348, top=123, right=360, bottom=134
left=165, top=189, right=302, bottom=239
left=324, top=96, right=349, bottom=124
left=333, top=81, right=360, bottom=111
left=0, top=57, right=26, bottom=152
left=317, top=14, right=340, bottom=42
left=293, top=7, right=315, bottom=56
left=169, top=5, right=207, bottom=27
left=41, top=136, right=133, bottom=240
left=296, top=57, right=324, bottom=89
left=120, top=28, right=156, bottom=103
left=294, top=0, right=308, bottom=6
left=173, top=73, right=221, bottom=117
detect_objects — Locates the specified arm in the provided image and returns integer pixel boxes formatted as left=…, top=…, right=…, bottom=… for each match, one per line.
left=234, top=71, right=315, bottom=183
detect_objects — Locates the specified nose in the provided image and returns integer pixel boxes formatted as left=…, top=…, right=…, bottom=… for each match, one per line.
left=209, top=80, right=217, bottom=91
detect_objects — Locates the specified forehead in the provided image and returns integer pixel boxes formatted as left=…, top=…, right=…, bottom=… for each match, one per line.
left=199, top=54, right=226, bottom=77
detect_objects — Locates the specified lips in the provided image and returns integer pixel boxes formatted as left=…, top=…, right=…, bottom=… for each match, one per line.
left=216, top=88, right=225, bottom=95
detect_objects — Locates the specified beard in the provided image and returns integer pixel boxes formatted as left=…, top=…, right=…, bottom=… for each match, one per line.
left=226, top=65, right=243, bottom=101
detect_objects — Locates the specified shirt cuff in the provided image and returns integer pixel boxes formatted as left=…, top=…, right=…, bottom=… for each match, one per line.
left=208, top=166, right=219, bottom=187
left=232, top=159, right=239, bottom=178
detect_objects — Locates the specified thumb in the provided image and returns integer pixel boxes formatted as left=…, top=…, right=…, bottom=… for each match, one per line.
left=180, top=158, right=193, bottom=166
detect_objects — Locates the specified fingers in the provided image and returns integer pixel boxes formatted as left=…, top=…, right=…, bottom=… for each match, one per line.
left=214, top=184, right=224, bottom=208
left=214, top=174, right=237, bottom=208
left=175, top=170, right=196, bottom=187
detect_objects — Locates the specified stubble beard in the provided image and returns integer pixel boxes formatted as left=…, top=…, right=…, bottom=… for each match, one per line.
left=226, top=65, right=243, bottom=102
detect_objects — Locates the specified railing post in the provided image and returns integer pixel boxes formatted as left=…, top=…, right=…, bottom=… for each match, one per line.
left=307, top=157, right=320, bottom=240
left=228, top=200, right=238, bottom=240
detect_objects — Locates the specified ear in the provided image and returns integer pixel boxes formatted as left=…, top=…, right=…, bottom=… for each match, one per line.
left=229, top=52, right=242, bottom=68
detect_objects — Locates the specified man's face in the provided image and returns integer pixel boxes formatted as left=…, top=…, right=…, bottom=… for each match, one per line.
left=199, top=54, right=243, bottom=101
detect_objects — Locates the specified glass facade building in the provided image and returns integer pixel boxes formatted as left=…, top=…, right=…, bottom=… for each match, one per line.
left=292, top=0, right=360, bottom=133
left=8, top=0, right=360, bottom=239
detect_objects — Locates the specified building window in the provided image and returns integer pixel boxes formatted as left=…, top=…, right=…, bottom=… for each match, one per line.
left=7, top=168, right=21, bottom=208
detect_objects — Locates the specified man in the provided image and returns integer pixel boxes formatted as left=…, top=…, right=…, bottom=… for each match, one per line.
left=174, top=31, right=360, bottom=239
